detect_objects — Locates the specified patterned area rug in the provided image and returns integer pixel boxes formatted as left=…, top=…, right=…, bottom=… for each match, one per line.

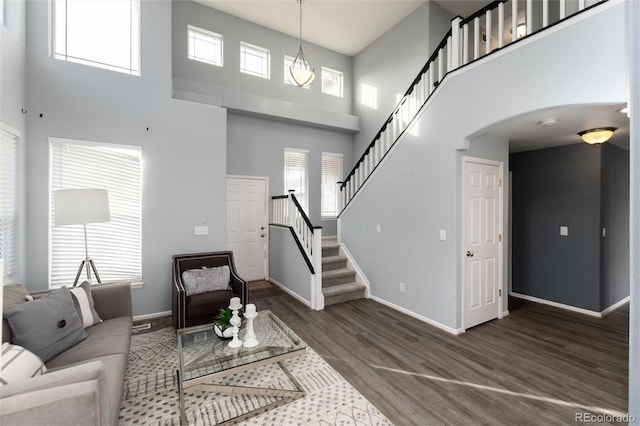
left=119, top=327, right=393, bottom=425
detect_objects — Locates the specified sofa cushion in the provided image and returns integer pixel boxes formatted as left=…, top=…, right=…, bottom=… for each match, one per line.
left=182, top=265, right=230, bottom=296
left=1, top=343, right=47, bottom=385
left=69, top=281, right=102, bottom=328
left=3, top=287, right=86, bottom=362
left=45, top=316, right=132, bottom=369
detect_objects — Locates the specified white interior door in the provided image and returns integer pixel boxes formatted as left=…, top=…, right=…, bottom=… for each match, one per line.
left=226, top=177, right=267, bottom=281
left=463, top=158, right=503, bottom=329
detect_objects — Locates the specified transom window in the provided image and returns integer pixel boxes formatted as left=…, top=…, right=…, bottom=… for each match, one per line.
left=188, top=25, right=223, bottom=67
left=49, top=138, right=142, bottom=288
left=322, top=67, right=343, bottom=97
left=240, top=42, right=270, bottom=79
left=52, top=0, right=140, bottom=76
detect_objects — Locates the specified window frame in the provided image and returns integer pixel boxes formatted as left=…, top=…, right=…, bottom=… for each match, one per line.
left=51, top=0, right=141, bottom=76
left=49, top=137, right=143, bottom=288
left=321, top=66, right=343, bottom=97
left=0, top=123, right=20, bottom=284
left=187, top=25, right=223, bottom=67
left=284, top=148, right=309, bottom=213
left=240, top=41, right=270, bottom=79
left=321, top=152, right=343, bottom=219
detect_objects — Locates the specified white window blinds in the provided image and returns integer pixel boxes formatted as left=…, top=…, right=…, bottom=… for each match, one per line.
left=284, top=148, right=308, bottom=212
left=321, top=153, right=342, bottom=218
left=0, top=126, right=18, bottom=284
left=50, top=139, right=142, bottom=287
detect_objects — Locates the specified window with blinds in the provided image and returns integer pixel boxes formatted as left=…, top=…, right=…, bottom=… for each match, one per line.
left=321, top=153, right=343, bottom=218
left=0, top=126, right=19, bottom=284
left=284, top=148, right=308, bottom=213
left=49, top=138, right=142, bottom=288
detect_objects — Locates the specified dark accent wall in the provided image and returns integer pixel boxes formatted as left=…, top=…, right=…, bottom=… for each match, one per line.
left=601, top=144, right=630, bottom=308
left=511, top=144, right=602, bottom=311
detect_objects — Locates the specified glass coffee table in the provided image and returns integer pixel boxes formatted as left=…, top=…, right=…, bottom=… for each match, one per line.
left=176, top=310, right=306, bottom=425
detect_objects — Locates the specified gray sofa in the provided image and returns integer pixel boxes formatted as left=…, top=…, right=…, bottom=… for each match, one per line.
left=1, top=281, right=132, bottom=426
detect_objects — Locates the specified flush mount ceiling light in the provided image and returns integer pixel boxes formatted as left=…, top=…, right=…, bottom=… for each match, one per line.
left=578, top=127, right=617, bottom=145
left=288, top=0, right=315, bottom=87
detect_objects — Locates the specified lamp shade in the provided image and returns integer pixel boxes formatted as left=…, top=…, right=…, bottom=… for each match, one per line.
left=54, top=189, right=111, bottom=226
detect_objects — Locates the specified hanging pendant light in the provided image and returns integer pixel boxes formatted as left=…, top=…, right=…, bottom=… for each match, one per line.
left=289, top=0, right=315, bottom=87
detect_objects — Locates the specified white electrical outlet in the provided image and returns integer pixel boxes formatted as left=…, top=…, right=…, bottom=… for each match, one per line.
left=439, top=230, right=447, bottom=241
left=376, top=224, right=382, bottom=233
left=399, top=282, right=406, bottom=292
left=194, top=225, right=208, bottom=236
left=560, top=226, right=568, bottom=236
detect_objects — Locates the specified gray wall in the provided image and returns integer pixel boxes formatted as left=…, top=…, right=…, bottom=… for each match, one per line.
left=268, top=225, right=312, bottom=304
left=601, top=143, right=630, bottom=308
left=510, top=144, right=602, bottom=311
left=172, top=1, right=352, bottom=116
left=340, top=1, right=627, bottom=330
left=24, top=0, right=227, bottom=317
left=1, top=0, right=27, bottom=284
left=226, top=113, right=352, bottom=236
left=351, top=1, right=453, bottom=159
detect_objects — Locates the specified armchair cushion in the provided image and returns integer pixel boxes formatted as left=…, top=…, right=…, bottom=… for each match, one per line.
left=182, top=265, right=230, bottom=296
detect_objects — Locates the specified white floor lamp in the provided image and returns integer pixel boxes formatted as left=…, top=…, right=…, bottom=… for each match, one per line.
left=54, top=188, right=111, bottom=286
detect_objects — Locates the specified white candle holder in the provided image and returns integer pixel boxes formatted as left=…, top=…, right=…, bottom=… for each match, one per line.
left=243, top=310, right=258, bottom=348
left=227, top=302, right=243, bottom=348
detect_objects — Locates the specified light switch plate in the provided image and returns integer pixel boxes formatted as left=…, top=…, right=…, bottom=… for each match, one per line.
left=194, top=225, right=208, bottom=236
left=439, top=230, right=447, bottom=241
left=560, top=226, right=568, bottom=236
left=376, top=224, right=382, bottom=233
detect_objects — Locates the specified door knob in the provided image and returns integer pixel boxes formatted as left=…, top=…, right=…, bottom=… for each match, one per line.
left=260, top=233, right=266, bottom=238
left=466, top=250, right=474, bottom=258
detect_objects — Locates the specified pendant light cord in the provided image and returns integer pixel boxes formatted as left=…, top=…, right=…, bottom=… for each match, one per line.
left=299, top=0, right=303, bottom=50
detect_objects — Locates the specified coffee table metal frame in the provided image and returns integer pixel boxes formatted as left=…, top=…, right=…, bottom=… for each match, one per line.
left=176, top=310, right=306, bottom=425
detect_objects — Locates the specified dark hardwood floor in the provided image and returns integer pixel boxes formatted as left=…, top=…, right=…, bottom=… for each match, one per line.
left=249, top=281, right=629, bottom=425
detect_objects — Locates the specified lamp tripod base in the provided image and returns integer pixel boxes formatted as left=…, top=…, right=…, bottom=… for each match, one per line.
left=73, top=258, right=102, bottom=287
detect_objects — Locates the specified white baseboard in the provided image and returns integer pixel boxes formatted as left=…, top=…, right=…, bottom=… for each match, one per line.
left=510, top=292, right=603, bottom=317
left=601, top=296, right=630, bottom=317
left=370, top=295, right=463, bottom=335
left=501, top=310, right=510, bottom=318
left=133, top=310, right=171, bottom=322
left=268, top=278, right=311, bottom=308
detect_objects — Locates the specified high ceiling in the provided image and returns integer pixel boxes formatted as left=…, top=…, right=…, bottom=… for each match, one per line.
left=193, top=1, right=629, bottom=152
left=193, top=1, right=492, bottom=57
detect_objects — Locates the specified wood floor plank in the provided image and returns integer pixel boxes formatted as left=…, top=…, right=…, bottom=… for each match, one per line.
left=249, top=282, right=629, bottom=425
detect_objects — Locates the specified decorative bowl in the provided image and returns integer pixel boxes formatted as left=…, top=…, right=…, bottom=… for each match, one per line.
left=214, top=323, right=234, bottom=339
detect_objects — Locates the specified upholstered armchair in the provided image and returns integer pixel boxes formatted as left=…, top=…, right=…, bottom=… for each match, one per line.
left=172, top=251, right=248, bottom=329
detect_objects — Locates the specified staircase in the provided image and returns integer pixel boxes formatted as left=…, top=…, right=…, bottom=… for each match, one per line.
left=321, top=238, right=366, bottom=305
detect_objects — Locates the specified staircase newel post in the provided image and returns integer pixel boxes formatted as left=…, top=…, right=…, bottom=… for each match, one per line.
left=287, top=190, right=295, bottom=228
left=451, top=16, right=462, bottom=70
left=312, top=227, right=324, bottom=310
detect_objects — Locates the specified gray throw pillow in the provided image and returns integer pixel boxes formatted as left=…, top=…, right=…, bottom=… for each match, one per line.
left=3, top=286, right=87, bottom=362
left=182, top=265, right=230, bottom=296
left=69, top=281, right=103, bottom=328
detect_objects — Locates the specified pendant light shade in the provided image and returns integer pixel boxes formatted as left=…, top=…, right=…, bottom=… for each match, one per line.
left=578, top=127, right=617, bottom=145
left=289, top=0, right=314, bottom=87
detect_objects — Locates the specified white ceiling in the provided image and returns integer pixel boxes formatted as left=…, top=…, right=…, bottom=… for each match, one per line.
left=193, top=1, right=493, bottom=57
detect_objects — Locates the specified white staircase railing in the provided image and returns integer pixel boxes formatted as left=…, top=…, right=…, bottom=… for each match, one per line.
left=339, top=0, right=607, bottom=213
left=271, top=191, right=324, bottom=310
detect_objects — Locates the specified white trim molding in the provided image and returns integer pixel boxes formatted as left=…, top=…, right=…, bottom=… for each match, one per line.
left=339, top=243, right=370, bottom=298
left=510, top=292, right=630, bottom=318
left=370, top=295, right=464, bottom=335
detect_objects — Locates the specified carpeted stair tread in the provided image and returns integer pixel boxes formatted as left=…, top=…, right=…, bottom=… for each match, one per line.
left=322, top=268, right=356, bottom=279
left=323, top=282, right=367, bottom=306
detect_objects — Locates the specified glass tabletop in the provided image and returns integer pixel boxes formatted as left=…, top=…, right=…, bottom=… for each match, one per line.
left=177, top=310, right=306, bottom=382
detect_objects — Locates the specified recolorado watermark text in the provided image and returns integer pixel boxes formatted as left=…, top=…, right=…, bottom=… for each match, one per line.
left=575, top=413, right=636, bottom=423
